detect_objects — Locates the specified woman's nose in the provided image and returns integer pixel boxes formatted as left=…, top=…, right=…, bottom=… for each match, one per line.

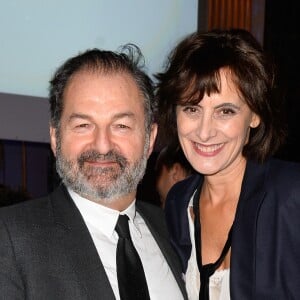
left=196, top=113, right=217, bottom=142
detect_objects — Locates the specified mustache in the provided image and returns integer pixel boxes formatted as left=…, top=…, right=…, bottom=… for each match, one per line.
left=77, top=150, right=128, bottom=169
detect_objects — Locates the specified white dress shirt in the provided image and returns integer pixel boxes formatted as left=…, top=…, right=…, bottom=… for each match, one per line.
left=69, top=189, right=183, bottom=300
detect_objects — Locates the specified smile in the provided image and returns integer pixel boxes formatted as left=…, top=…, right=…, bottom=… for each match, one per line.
left=193, top=142, right=224, bottom=155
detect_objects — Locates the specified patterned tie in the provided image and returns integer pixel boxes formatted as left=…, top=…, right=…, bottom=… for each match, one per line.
left=115, top=214, right=150, bottom=300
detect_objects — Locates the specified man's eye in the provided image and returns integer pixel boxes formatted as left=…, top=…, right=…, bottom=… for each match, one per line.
left=182, top=106, right=198, bottom=113
left=72, top=123, right=92, bottom=131
left=77, top=123, right=90, bottom=128
left=116, top=124, right=130, bottom=129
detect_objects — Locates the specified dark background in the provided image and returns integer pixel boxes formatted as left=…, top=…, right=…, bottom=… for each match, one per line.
left=264, top=0, right=300, bottom=162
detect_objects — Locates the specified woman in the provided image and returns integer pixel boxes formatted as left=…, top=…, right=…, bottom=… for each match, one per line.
left=155, top=29, right=300, bottom=299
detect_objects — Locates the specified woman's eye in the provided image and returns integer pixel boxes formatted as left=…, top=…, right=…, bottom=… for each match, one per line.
left=221, top=108, right=235, bottom=115
left=215, top=107, right=237, bottom=119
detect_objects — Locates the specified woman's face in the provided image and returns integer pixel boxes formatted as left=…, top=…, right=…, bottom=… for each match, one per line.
left=176, top=69, right=260, bottom=176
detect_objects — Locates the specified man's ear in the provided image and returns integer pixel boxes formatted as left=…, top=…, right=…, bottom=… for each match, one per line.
left=49, top=126, right=57, bottom=157
left=147, top=123, right=158, bottom=157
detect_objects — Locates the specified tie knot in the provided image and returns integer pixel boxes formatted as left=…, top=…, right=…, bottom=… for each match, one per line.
left=115, top=214, right=130, bottom=238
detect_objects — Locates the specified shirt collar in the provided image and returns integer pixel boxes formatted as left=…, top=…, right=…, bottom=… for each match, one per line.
left=68, top=188, right=137, bottom=239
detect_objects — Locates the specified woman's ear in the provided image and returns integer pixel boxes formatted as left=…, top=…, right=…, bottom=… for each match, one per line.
left=250, top=113, right=260, bottom=128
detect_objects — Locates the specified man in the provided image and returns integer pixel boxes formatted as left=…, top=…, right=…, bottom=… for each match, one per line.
left=0, top=46, right=187, bottom=299
left=155, top=144, right=195, bottom=208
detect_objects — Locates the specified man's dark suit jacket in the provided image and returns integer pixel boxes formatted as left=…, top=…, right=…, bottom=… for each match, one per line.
left=0, top=185, right=188, bottom=299
left=165, top=158, right=300, bottom=299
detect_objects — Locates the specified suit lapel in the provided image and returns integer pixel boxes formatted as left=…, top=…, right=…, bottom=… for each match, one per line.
left=230, top=160, right=268, bottom=298
left=137, top=202, right=188, bottom=300
left=49, top=185, right=116, bottom=300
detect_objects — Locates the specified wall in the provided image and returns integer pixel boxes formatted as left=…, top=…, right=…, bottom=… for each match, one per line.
left=0, top=0, right=197, bottom=97
left=0, top=1, right=198, bottom=201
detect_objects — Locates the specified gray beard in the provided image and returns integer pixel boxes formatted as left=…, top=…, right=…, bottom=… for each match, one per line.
left=55, top=138, right=149, bottom=204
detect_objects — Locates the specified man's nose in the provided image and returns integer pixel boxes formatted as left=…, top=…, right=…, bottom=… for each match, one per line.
left=91, top=127, right=113, bottom=154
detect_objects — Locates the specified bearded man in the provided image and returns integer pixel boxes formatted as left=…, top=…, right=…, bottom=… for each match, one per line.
left=0, top=46, right=187, bottom=300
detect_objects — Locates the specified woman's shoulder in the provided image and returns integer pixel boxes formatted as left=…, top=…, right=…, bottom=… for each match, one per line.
left=263, top=158, right=300, bottom=191
left=268, top=158, right=300, bottom=177
left=169, top=173, right=202, bottom=197
left=248, top=157, right=300, bottom=177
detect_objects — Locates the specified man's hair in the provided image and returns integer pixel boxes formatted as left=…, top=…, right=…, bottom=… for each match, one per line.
left=155, top=144, right=195, bottom=177
left=49, top=44, right=156, bottom=133
left=155, top=29, right=287, bottom=162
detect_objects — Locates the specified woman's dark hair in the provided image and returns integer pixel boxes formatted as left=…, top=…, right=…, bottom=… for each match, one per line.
left=155, top=29, right=286, bottom=162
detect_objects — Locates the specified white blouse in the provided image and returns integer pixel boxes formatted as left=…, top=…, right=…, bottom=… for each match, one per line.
left=185, top=199, right=231, bottom=300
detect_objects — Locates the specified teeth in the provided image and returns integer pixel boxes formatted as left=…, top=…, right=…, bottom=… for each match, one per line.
left=195, top=143, right=223, bottom=152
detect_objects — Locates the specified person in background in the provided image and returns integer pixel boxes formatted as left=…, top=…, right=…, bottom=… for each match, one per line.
left=155, top=144, right=195, bottom=208
left=0, top=45, right=187, bottom=300
left=136, top=151, right=162, bottom=207
left=155, top=29, right=300, bottom=299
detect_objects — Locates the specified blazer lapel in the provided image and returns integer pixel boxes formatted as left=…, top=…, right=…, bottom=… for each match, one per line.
left=230, top=160, right=268, bottom=298
left=50, top=185, right=116, bottom=300
left=165, top=174, right=203, bottom=272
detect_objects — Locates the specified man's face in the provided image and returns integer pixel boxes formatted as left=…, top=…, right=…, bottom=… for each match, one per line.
left=50, top=71, right=157, bottom=207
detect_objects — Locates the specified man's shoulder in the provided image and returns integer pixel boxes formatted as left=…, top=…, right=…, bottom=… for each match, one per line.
left=0, top=194, right=51, bottom=226
left=0, top=186, right=73, bottom=241
left=0, top=185, right=69, bottom=224
left=0, top=184, right=68, bottom=215
left=0, top=193, right=49, bottom=212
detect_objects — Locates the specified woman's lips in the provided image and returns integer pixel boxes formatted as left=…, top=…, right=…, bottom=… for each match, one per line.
left=193, top=142, right=224, bottom=157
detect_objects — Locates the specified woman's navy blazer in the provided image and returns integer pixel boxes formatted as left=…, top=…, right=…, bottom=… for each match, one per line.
left=165, top=158, right=300, bottom=299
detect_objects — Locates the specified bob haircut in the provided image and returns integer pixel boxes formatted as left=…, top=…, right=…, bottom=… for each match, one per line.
left=155, top=29, right=286, bottom=163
